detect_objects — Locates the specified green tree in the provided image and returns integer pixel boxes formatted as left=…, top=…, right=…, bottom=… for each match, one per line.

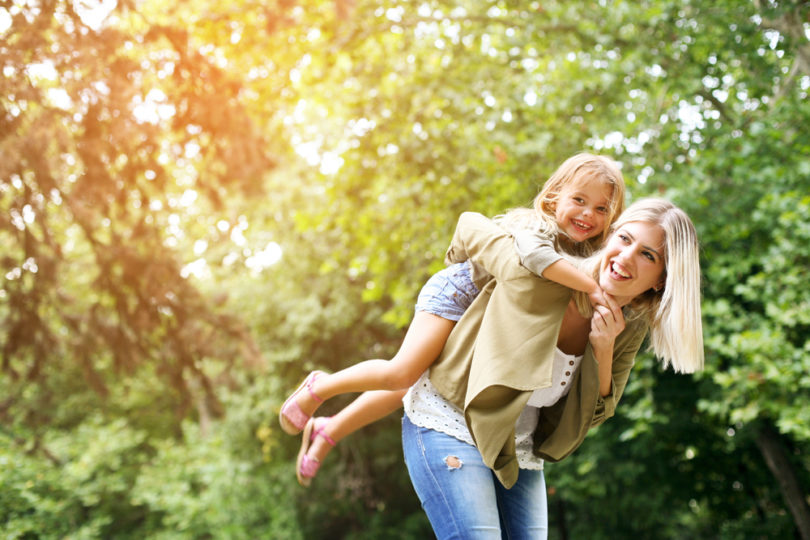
left=3, top=0, right=810, bottom=538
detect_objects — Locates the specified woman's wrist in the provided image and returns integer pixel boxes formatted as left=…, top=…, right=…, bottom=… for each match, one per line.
left=595, top=347, right=614, bottom=396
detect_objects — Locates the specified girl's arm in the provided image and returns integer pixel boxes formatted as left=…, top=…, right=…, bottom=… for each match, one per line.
left=514, top=228, right=608, bottom=307
left=543, top=260, right=606, bottom=306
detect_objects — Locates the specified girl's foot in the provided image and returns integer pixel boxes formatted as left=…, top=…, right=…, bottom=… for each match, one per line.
left=296, top=416, right=336, bottom=487
left=279, top=371, right=326, bottom=435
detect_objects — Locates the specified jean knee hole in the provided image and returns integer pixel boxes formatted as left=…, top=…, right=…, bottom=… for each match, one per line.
left=444, top=455, right=463, bottom=470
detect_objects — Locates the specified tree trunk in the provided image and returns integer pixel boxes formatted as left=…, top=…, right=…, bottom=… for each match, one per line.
left=755, top=421, right=810, bottom=540
left=554, top=495, right=569, bottom=540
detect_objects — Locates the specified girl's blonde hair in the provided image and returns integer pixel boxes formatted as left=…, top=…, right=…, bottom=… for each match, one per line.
left=574, top=198, right=704, bottom=373
left=498, top=153, right=626, bottom=256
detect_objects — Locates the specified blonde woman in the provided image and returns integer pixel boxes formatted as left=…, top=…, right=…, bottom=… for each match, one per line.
left=402, top=198, right=703, bottom=538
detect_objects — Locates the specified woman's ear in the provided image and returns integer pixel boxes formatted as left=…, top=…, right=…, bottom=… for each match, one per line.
left=654, top=271, right=667, bottom=293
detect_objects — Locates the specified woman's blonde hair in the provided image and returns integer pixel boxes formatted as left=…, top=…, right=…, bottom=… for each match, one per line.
left=498, top=153, right=626, bottom=256
left=574, top=198, right=704, bottom=373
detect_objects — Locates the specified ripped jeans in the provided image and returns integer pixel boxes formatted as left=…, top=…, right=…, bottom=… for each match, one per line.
left=402, top=414, right=548, bottom=540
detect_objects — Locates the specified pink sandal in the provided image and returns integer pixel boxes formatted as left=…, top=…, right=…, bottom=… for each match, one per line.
left=296, top=417, right=336, bottom=487
left=279, top=371, right=326, bottom=435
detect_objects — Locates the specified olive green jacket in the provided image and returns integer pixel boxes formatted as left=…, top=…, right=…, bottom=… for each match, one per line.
left=429, top=212, right=649, bottom=488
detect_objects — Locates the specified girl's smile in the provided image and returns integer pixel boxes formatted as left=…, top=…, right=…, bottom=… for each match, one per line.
left=554, top=175, right=613, bottom=243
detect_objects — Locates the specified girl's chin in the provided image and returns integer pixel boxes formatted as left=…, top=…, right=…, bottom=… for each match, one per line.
left=563, top=226, right=592, bottom=242
left=568, top=234, right=590, bottom=244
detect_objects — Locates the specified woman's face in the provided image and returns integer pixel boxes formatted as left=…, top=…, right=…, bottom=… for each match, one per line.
left=598, top=221, right=666, bottom=305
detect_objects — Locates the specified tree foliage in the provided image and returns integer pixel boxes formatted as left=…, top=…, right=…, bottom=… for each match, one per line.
left=1, top=0, right=809, bottom=538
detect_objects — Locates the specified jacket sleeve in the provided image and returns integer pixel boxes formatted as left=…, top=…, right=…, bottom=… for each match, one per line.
left=532, top=317, right=649, bottom=463
left=444, top=212, right=529, bottom=282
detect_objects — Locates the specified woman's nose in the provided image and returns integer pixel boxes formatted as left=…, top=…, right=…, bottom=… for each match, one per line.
left=614, top=246, right=633, bottom=265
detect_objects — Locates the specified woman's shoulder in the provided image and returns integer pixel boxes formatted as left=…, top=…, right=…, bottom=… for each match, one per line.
left=618, top=311, right=651, bottom=347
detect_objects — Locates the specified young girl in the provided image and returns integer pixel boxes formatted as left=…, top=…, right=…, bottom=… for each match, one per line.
left=279, top=153, right=626, bottom=486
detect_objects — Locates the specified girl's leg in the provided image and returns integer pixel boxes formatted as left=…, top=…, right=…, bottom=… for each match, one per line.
left=290, top=312, right=456, bottom=419
left=402, top=414, right=502, bottom=539
left=304, top=389, right=407, bottom=466
left=495, top=468, right=548, bottom=540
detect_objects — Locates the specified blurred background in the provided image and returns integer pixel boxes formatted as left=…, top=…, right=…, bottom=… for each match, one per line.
left=2, top=0, right=809, bottom=538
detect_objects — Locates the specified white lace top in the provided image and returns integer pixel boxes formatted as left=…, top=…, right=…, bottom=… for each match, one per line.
left=403, top=348, right=583, bottom=470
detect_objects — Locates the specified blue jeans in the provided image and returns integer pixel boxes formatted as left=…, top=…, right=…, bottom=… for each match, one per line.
left=402, top=415, right=548, bottom=540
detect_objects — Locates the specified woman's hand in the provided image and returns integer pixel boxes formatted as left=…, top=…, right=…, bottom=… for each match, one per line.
left=589, top=295, right=625, bottom=348
left=590, top=295, right=624, bottom=397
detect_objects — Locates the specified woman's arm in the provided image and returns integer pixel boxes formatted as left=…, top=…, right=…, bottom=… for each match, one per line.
left=589, top=313, right=648, bottom=426
left=590, top=299, right=625, bottom=397
left=532, top=313, right=649, bottom=462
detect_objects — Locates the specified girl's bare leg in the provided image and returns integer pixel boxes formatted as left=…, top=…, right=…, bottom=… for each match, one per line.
left=306, top=389, right=407, bottom=464
left=291, top=312, right=456, bottom=419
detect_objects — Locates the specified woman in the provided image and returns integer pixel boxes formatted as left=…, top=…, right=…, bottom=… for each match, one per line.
left=401, top=198, right=703, bottom=538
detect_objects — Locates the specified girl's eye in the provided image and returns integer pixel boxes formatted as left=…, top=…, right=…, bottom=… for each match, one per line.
left=618, top=233, right=629, bottom=242
left=643, top=251, right=655, bottom=262
left=596, top=206, right=608, bottom=214
left=573, top=197, right=585, bottom=204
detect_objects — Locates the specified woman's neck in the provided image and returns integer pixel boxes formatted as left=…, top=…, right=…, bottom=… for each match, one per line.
left=556, top=300, right=591, bottom=356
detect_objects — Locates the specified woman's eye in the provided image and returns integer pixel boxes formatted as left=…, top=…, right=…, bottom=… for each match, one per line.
left=643, top=252, right=655, bottom=262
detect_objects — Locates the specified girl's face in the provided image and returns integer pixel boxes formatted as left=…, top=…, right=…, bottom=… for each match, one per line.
left=598, top=221, right=666, bottom=305
left=554, top=175, right=613, bottom=243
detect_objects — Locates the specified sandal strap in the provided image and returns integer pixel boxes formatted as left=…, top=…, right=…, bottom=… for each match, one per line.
left=307, top=372, right=324, bottom=403
left=311, top=416, right=337, bottom=447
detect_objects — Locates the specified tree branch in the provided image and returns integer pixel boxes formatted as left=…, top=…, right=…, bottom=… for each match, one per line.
left=755, top=421, right=810, bottom=540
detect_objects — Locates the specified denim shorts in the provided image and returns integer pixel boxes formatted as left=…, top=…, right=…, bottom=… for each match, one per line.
left=415, top=262, right=480, bottom=322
